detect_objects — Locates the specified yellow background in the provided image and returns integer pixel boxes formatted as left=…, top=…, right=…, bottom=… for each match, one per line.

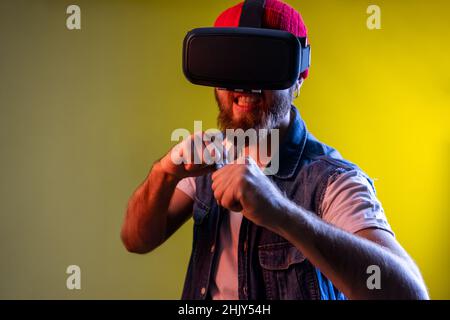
left=0, top=0, right=449, bottom=299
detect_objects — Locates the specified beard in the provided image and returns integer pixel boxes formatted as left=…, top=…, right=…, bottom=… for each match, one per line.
left=214, top=88, right=293, bottom=132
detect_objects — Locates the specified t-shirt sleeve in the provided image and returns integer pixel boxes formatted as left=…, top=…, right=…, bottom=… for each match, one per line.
left=176, top=176, right=197, bottom=200
left=320, top=170, right=394, bottom=236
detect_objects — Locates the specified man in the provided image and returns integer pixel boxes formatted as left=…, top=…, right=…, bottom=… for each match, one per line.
left=121, top=0, right=428, bottom=300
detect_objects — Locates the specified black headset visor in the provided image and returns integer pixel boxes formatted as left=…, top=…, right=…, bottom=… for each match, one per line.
left=182, top=27, right=310, bottom=91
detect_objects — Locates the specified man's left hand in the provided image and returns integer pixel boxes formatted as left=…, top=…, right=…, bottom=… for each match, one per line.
left=211, top=156, right=286, bottom=231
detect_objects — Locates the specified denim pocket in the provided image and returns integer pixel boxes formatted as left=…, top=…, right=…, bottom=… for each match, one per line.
left=258, top=242, right=306, bottom=270
left=258, top=242, right=315, bottom=299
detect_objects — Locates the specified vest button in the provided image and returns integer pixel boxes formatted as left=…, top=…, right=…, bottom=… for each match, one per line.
left=200, top=287, right=206, bottom=296
left=243, top=241, right=248, bottom=253
left=210, top=244, right=215, bottom=253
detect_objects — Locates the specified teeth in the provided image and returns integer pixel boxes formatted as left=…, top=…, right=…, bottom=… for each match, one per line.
left=237, top=96, right=260, bottom=105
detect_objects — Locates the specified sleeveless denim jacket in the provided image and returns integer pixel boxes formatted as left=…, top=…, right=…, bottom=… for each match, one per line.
left=181, top=106, right=375, bottom=300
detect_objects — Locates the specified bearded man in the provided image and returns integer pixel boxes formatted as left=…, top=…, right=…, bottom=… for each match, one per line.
left=120, top=0, right=428, bottom=300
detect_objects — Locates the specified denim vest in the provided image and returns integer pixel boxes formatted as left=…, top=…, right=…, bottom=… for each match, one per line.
left=181, top=106, right=374, bottom=300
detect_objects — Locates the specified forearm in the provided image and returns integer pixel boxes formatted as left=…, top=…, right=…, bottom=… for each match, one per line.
left=121, top=161, right=180, bottom=253
left=272, top=200, right=428, bottom=299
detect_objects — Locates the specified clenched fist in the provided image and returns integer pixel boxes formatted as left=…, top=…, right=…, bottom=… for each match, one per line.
left=160, top=131, right=224, bottom=180
left=211, top=156, right=287, bottom=231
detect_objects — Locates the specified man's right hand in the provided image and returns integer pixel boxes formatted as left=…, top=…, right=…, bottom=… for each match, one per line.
left=159, top=131, right=224, bottom=180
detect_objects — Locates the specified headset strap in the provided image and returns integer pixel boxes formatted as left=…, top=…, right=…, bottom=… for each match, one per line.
left=239, top=0, right=266, bottom=28
left=240, top=0, right=310, bottom=74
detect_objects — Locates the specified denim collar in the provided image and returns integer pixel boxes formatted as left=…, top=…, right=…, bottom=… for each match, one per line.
left=272, top=105, right=308, bottom=179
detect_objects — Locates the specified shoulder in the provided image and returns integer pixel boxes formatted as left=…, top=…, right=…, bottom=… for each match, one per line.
left=300, top=133, right=363, bottom=180
left=320, top=169, right=393, bottom=235
left=294, top=136, right=375, bottom=216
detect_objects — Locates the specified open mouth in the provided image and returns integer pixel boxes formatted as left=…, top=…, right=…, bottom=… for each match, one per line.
left=233, top=93, right=262, bottom=111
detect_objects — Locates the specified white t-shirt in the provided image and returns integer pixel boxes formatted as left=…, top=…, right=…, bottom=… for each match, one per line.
left=176, top=169, right=393, bottom=300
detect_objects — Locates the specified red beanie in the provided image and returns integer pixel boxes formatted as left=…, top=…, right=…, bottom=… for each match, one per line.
left=214, top=0, right=309, bottom=80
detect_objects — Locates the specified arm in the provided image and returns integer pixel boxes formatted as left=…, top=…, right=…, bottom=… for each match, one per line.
left=121, top=132, right=216, bottom=254
left=211, top=157, right=429, bottom=299
left=120, top=161, right=193, bottom=254
left=273, top=203, right=429, bottom=299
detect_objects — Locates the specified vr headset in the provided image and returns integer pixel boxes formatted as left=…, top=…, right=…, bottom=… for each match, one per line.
left=182, top=0, right=311, bottom=92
